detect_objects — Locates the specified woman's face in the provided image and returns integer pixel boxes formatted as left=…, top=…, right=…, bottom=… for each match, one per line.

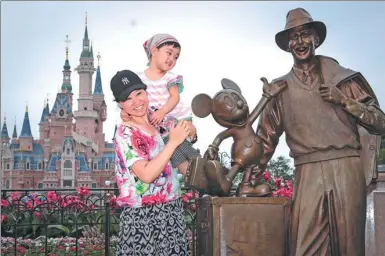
left=120, top=89, right=149, bottom=117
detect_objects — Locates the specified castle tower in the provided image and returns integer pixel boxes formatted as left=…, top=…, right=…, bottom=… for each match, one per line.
left=93, top=53, right=107, bottom=137
left=49, top=35, right=75, bottom=152
left=73, top=13, right=97, bottom=142
left=12, top=118, right=17, bottom=140
left=19, top=104, right=33, bottom=151
left=39, top=98, right=50, bottom=141
left=62, top=35, right=73, bottom=108
left=1, top=115, right=10, bottom=145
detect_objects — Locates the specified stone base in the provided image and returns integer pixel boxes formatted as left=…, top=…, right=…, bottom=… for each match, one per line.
left=195, top=196, right=291, bottom=256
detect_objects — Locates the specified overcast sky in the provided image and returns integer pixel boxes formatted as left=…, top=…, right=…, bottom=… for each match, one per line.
left=2, top=1, right=385, bottom=164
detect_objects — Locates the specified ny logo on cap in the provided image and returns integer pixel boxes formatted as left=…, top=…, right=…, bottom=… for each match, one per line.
left=121, top=77, right=130, bottom=85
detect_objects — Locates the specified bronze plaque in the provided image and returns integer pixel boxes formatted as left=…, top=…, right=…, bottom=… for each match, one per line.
left=196, top=196, right=291, bottom=256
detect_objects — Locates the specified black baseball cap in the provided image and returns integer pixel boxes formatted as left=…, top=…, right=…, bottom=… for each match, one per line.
left=110, top=70, right=147, bottom=102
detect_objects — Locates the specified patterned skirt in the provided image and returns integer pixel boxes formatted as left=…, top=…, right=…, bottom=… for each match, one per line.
left=116, top=198, right=188, bottom=256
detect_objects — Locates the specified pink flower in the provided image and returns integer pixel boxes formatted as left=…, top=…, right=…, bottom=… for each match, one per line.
left=11, top=192, right=19, bottom=201
left=34, top=211, right=42, bottom=219
left=1, top=215, right=6, bottom=223
left=130, top=129, right=155, bottom=159
left=47, top=191, right=58, bottom=201
left=1, top=199, right=9, bottom=207
left=263, top=171, right=271, bottom=182
left=77, top=187, right=90, bottom=196
left=274, top=177, right=282, bottom=188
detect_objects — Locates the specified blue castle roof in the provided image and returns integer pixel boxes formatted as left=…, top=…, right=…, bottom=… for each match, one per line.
left=20, top=106, right=33, bottom=137
left=93, top=66, right=103, bottom=95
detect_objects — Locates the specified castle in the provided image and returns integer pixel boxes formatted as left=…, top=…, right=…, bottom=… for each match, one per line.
left=0, top=18, right=116, bottom=190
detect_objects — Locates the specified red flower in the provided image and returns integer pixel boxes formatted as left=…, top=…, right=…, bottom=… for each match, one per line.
left=1, top=215, right=6, bottom=223
left=130, top=129, right=155, bottom=159
left=274, top=177, right=282, bottom=188
left=34, top=211, right=42, bottom=219
left=47, top=191, right=59, bottom=201
left=1, top=199, right=9, bottom=207
left=17, top=246, right=26, bottom=253
left=77, top=187, right=90, bottom=196
left=263, top=171, right=271, bottom=182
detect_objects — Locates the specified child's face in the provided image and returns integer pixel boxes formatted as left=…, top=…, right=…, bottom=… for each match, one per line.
left=120, top=89, right=149, bottom=117
left=151, top=45, right=180, bottom=72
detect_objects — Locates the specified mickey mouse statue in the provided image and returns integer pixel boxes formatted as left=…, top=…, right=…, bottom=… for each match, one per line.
left=185, top=77, right=287, bottom=197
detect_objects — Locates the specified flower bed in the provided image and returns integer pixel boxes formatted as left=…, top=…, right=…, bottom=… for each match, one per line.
left=1, top=236, right=119, bottom=256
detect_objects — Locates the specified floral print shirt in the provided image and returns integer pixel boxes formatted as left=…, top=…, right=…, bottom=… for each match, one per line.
left=114, top=123, right=183, bottom=208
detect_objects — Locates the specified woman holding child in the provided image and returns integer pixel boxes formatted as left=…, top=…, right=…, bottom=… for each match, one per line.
left=111, top=68, right=192, bottom=255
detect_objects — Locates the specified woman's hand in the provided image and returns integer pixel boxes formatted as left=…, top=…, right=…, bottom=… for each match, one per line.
left=168, top=120, right=190, bottom=147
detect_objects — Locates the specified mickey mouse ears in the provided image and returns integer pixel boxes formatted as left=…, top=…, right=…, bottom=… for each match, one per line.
left=221, top=78, right=241, bottom=93
left=191, top=93, right=212, bottom=118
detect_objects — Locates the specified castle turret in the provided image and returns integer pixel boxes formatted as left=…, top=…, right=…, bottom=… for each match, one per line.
left=19, top=104, right=33, bottom=151
left=93, top=52, right=106, bottom=122
left=73, top=13, right=98, bottom=143
left=61, top=35, right=73, bottom=95
left=1, top=115, right=10, bottom=145
left=12, top=118, right=17, bottom=141
left=39, top=99, right=50, bottom=140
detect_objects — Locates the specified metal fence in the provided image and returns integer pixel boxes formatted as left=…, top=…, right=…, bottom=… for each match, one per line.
left=1, top=188, right=197, bottom=256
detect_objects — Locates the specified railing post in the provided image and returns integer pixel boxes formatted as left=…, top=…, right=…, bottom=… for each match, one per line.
left=105, top=192, right=111, bottom=256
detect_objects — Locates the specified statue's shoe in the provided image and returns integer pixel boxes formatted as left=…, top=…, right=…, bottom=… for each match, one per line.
left=205, top=160, right=232, bottom=196
left=184, top=157, right=208, bottom=192
left=237, top=182, right=272, bottom=197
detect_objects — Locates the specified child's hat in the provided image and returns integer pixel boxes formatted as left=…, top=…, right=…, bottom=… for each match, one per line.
left=143, top=33, right=179, bottom=60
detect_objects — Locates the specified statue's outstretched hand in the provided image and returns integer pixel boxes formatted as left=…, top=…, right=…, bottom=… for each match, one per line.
left=261, top=77, right=288, bottom=98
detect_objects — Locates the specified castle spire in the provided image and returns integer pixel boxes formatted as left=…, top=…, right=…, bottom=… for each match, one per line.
left=20, top=103, right=33, bottom=138
left=12, top=117, right=17, bottom=138
left=81, top=12, right=90, bottom=58
left=62, top=35, right=72, bottom=93
left=39, top=99, right=49, bottom=124
left=1, top=114, right=10, bottom=140
left=93, top=52, right=104, bottom=95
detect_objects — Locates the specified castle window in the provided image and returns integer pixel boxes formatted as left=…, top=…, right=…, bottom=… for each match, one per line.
left=67, top=148, right=70, bottom=155
left=64, top=160, right=72, bottom=168
left=6, top=163, right=10, bottom=170
left=84, top=107, right=87, bottom=110
left=38, top=162, right=42, bottom=169
left=105, top=162, right=109, bottom=169
left=38, top=183, right=43, bottom=189
left=26, top=162, right=30, bottom=170
left=93, top=163, right=98, bottom=170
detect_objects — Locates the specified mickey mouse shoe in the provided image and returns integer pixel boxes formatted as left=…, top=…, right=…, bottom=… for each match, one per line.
left=184, top=157, right=208, bottom=192
left=205, top=160, right=232, bottom=196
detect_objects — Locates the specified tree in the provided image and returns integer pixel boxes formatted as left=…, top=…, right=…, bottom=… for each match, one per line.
left=267, top=155, right=294, bottom=181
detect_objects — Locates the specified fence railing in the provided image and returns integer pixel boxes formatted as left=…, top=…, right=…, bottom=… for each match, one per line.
left=1, top=188, right=197, bottom=256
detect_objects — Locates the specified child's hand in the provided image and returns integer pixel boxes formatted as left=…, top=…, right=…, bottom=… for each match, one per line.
left=186, top=121, right=197, bottom=139
left=150, top=109, right=166, bottom=125
left=168, top=120, right=190, bottom=147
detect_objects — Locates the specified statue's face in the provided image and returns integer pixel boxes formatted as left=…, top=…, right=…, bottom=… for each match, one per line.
left=212, top=90, right=249, bottom=127
left=288, top=25, right=318, bottom=62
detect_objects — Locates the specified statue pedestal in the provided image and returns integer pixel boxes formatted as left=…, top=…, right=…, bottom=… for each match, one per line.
left=196, top=196, right=291, bottom=256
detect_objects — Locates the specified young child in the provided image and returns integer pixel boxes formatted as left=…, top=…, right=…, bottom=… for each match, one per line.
left=111, top=69, right=190, bottom=255
left=123, top=33, right=201, bottom=174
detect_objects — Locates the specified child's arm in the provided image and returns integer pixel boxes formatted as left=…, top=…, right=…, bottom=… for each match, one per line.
left=150, top=85, right=180, bottom=125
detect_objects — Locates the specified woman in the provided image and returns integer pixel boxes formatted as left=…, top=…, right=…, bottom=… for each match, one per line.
left=111, top=69, right=191, bottom=255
